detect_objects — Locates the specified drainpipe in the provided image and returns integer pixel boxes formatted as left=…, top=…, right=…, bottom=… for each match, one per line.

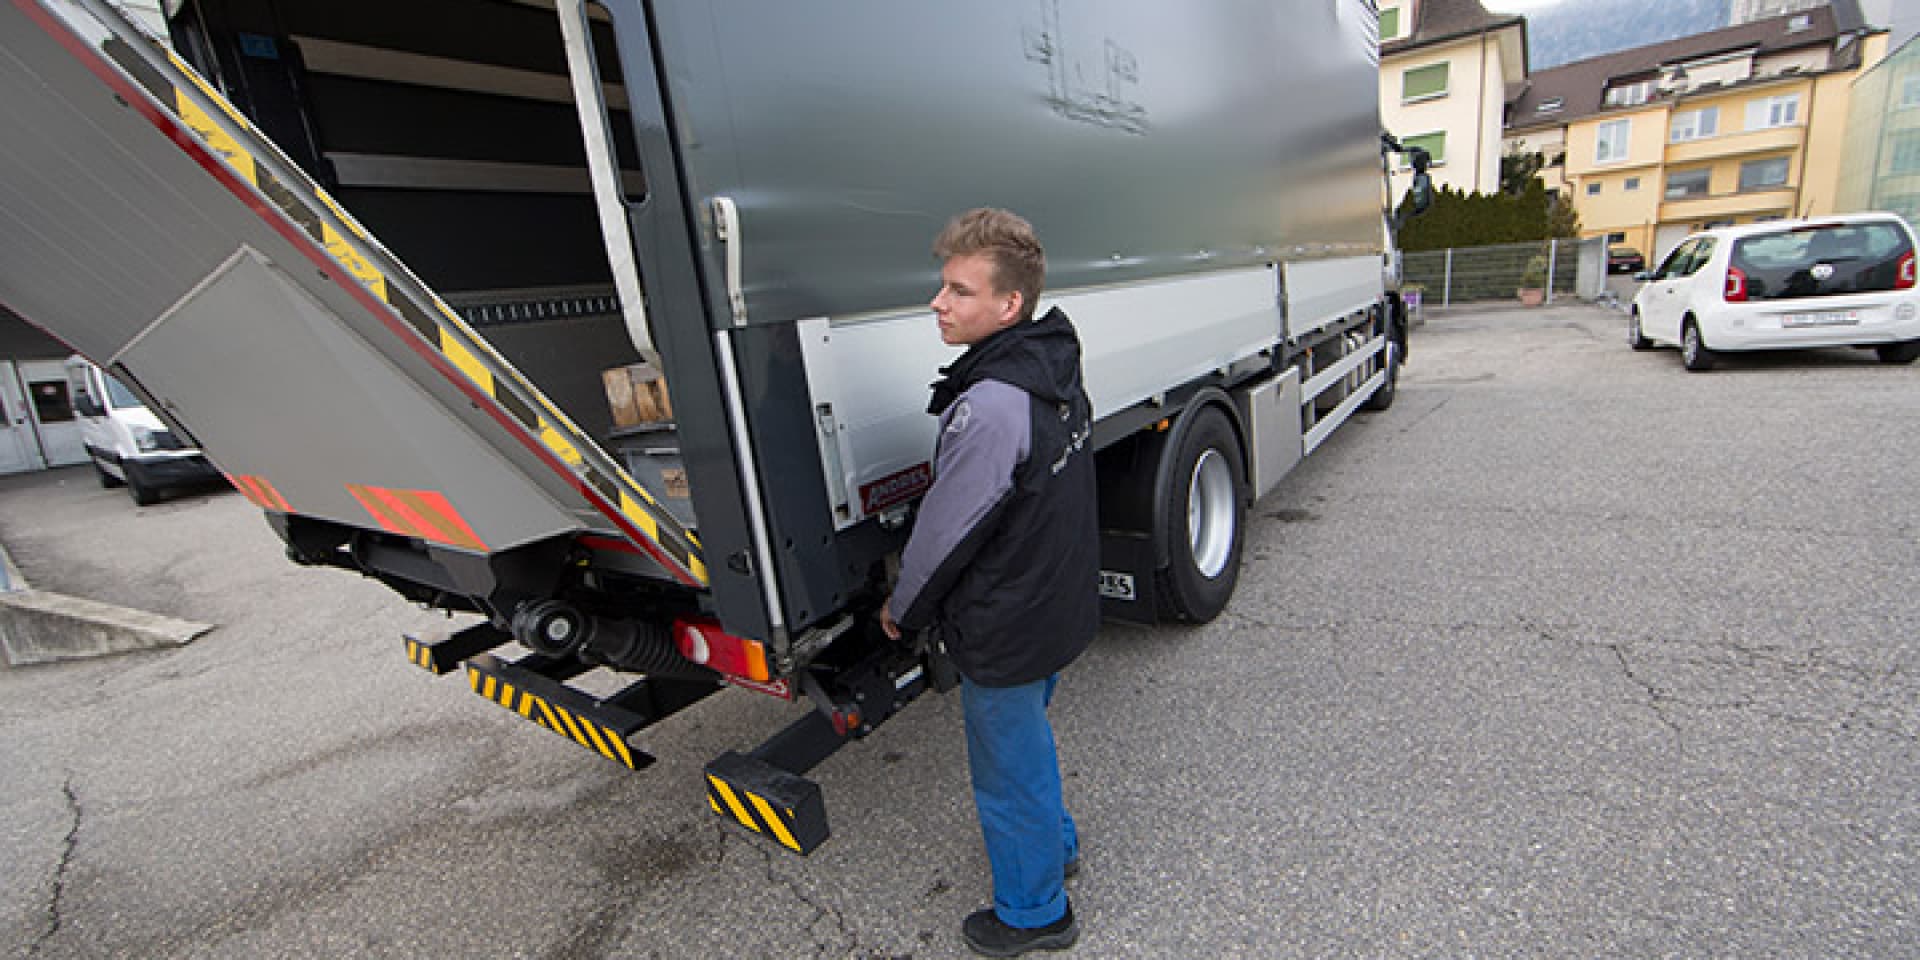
left=1477, top=26, right=1490, bottom=192
left=1794, top=77, right=1817, bottom=217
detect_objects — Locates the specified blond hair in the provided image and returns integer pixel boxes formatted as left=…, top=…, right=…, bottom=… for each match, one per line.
left=933, top=208, right=1045, bottom=323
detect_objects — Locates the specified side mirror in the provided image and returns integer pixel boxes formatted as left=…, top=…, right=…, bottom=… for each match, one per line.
left=1632, top=271, right=1652, bottom=282
left=1405, top=171, right=1433, bottom=218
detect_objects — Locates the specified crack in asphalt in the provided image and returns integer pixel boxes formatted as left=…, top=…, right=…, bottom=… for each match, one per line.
left=1605, top=642, right=1687, bottom=748
left=758, top=844, right=856, bottom=959
left=29, top=777, right=82, bottom=957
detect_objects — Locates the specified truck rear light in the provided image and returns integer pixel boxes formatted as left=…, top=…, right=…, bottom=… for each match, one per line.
left=1725, top=266, right=1748, bottom=302
left=1898, top=251, right=1916, bottom=289
left=674, top=618, right=771, bottom=682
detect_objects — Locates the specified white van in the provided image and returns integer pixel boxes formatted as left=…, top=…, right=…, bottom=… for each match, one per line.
left=64, top=357, right=223, bottom=504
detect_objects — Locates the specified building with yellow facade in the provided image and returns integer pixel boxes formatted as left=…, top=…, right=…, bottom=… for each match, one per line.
left=1507, top=2, right=1887, bottom=267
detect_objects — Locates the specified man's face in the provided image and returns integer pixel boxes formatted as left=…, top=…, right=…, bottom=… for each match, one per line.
left=931, top=253, right=1021, bottom=347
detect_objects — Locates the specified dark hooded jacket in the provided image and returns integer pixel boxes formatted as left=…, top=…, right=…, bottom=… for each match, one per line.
left=887, top=306, right=1099, bottom=686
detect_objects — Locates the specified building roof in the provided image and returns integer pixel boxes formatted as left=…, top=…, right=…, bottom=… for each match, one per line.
left=1383, top=0, right=1527, bottom=59
left=1507, top=4, right=1861, bottom=132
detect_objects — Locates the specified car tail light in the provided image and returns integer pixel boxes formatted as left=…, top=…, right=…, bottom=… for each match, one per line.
left=1898, top=251, right=1916, bottom=290
left=1725, top=266, right=1748, bottom=302
left=673, top=617, right=771, bottom=682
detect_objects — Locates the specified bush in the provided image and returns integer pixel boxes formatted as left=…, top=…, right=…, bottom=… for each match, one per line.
left=1519, top=255, right=1548, bottom=289
left=1397, top=178, right=1579, bottom=253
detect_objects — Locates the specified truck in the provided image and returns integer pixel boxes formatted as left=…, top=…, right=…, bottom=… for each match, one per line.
left=0, top=0, right=1430, bottom=853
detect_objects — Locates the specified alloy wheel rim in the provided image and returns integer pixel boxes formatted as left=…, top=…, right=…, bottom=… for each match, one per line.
left=1187, top=449, right=1236, bottom=579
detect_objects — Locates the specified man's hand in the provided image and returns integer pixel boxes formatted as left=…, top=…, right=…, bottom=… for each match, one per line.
left=878, top=598, right=901, bottom=640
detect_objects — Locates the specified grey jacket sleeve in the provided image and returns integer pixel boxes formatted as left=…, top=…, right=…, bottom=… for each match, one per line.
left=887, top=379, right=1031, bottom=631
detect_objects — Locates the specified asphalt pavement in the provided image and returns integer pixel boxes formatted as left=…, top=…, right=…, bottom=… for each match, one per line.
left=2, top=300, right=1916, bottom=959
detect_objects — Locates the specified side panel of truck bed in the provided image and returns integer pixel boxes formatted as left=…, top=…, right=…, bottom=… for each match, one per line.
left=648, top=0, right=1384, bottom=328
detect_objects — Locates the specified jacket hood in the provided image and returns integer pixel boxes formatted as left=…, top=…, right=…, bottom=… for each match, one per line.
left=928, top=306, right=1085, bottom=415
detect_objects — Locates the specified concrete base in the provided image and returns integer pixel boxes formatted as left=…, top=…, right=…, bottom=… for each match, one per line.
left=0, top=589, right=212, bottom=665
left=0, top=541, right=211, bottom=666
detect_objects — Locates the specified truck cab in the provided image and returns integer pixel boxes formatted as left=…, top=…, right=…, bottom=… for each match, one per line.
left=65, top=357, right=224, bottom=505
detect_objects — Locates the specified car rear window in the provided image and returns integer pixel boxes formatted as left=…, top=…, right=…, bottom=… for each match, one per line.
left=1730, top=221, right=1914, bottom=300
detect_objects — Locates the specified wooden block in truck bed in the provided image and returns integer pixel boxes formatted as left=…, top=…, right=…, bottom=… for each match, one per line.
left=603, top=363, right=673, bottom=428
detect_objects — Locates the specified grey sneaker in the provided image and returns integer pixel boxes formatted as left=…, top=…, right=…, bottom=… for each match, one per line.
left=961, top=903, right=1079, bottom=957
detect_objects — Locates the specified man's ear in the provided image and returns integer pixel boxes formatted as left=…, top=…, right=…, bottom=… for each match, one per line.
left=1003, top=290, right=1024, bottom=325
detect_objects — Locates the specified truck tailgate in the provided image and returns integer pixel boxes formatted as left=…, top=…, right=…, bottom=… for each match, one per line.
left=0, top=0, right=703, bottom=584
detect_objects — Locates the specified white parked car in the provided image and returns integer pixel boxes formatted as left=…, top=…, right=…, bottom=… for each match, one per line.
left=1628, top=213, right=1920, bottom=371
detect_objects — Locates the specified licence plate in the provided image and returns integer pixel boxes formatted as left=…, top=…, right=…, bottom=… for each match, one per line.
left=1781, top=310, right=1859, bottom=328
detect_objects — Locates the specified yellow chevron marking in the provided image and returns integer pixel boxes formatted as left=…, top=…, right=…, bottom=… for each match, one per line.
left=708, top=776, right=757, bottom=832
left=538, top=419, right=585, bottom=470
left=173, top=94, right=256, bottom=185
left=320, top=222, right=388, bottom=301
left=467, top=668, right=481, bottom=693
left=688, top=554, right=709, bottom=584
left=439, top=329, right=496, bottom=396
left=552, top=706, right=593, bottom=752
left=620, top=492, right=661, bottom=540
left=604, top=730, right=636, bottom=769
left=481, top=674, right=499, bottom=701
left=534, top=697, right=567, bottom=735
left=620, top=483, right=661, bottom=512
left=709, top=795, right=723, bottom=814
left=748, top=794, right=801, bottom=851
left=572, top=714, right=615, bottom=761
left=168, top=52, right=250, bottom=129
left=314, top=190, right=368, bottom=241
left=515, top=688, right=538, bottom=720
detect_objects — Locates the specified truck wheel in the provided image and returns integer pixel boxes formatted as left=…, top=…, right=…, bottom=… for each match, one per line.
left=1362, top=338, right=1399, bottom=412
left=126, top=466, right=160, bottom=506
left=95, top=460, right=125, bottom=488
left=1159, top=406, right=1244, bottom=623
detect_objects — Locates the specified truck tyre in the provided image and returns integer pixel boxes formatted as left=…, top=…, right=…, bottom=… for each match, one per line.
left=95, top=460, right=125, bottom=488
left=1362, top=337, right=1399, bottom=412
left=125, top=465, right=160, bottom=506
left=1158, top=406, right=1244, bottom=623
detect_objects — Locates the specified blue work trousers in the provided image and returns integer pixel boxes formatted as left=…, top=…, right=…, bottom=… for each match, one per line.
left=962, top=673, right=1078, bottom=929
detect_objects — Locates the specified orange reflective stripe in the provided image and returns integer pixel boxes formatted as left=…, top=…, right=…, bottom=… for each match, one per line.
left=228, top=474, right=290, bottom=512
left=344, top=484, right=486, bottom=551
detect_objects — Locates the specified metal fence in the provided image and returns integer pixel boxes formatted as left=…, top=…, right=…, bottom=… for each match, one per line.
left=1401, top=237, right=1605, bottom=309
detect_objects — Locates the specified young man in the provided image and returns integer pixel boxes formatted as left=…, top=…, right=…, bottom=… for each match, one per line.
left=879, top=208, right=1099, bottom=956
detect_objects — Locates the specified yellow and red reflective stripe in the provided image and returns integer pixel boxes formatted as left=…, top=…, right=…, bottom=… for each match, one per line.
left=345, top=484, right=486, bottom=551
left=226, top=473, right=291, bottom=512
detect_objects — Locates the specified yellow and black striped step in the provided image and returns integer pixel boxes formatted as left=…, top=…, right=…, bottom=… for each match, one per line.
left=705, top=751, right=831, bottom=855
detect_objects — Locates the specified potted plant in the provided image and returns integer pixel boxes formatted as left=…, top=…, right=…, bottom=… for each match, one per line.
left=1517, top=255, right=1547, bottom=306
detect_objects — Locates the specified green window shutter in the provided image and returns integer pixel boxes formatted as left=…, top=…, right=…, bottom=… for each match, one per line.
left=1403, top=62, right=1449, bottom=101
left=1404, top=131, right=1446, bottom=164
left=1379, top=7, right=1400, bottom=40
